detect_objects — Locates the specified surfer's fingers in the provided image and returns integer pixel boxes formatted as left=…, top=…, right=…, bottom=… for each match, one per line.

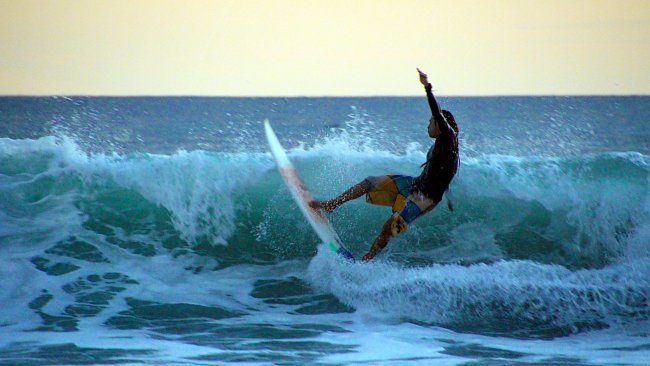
left=417, top=68, right=428, bottom=85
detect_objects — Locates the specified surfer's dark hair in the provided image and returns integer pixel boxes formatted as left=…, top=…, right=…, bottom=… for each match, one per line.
left=442, top=110, right=458, bottom=133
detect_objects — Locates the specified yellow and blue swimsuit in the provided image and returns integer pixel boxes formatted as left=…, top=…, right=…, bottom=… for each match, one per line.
left=365, top=175, right=436, bottom=236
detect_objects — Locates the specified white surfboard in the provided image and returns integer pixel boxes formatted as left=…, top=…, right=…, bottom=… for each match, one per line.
left=264, top=120, right=354, bottom=261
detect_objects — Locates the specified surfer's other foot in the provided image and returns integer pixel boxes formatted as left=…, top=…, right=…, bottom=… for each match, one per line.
left=309, top=200, right=336, bottom=213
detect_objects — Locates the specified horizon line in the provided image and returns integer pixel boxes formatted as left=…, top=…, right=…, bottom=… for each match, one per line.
left=1, top=93, right=649, bottom=98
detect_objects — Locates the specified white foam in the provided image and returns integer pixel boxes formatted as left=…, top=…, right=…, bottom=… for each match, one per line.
left=308, top=245, right=650, bottom=329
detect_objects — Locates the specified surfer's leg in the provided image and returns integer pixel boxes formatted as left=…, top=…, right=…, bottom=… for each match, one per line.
left=361, top=216, right=394, bottom=261
left=310, top=179, right=370, bottom=213
left=363, top=193, right=438, bottom=261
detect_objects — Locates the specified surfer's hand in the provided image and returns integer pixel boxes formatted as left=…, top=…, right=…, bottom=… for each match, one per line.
left=417, top=68, right=429, bottom=86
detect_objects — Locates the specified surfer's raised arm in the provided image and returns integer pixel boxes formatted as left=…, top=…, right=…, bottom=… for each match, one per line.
left=417, top=68, right=451, bottom=135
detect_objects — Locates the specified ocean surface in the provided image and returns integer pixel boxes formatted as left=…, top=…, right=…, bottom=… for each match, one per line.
left=1, top=96, right=649, bottom=365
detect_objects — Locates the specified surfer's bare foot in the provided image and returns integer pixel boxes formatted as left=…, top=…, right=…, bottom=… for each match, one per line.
left=309, top=200, right=337, bottom=213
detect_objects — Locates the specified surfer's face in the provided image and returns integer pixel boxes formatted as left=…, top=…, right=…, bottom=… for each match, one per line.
left=428, top=117, right=440, bottom=138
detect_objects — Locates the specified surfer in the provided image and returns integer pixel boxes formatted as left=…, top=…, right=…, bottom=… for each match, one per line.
left=310, top=68, right=459, bottom=261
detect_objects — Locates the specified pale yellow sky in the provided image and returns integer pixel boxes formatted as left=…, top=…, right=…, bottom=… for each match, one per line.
left=1, top=0, right=649, bottom=96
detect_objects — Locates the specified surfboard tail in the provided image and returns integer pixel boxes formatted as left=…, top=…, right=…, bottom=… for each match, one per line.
left=336, top=246, right=355, bottom=262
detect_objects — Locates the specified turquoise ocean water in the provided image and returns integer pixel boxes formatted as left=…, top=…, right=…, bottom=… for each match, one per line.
left=1, top=96, right=649, bottom=365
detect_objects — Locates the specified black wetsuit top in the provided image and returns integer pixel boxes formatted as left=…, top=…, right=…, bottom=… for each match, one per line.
left=412, top=84, right=459, bottom=203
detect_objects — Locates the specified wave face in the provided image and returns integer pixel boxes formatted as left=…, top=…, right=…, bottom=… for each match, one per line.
left=1, top=132, right=649, bottom=335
